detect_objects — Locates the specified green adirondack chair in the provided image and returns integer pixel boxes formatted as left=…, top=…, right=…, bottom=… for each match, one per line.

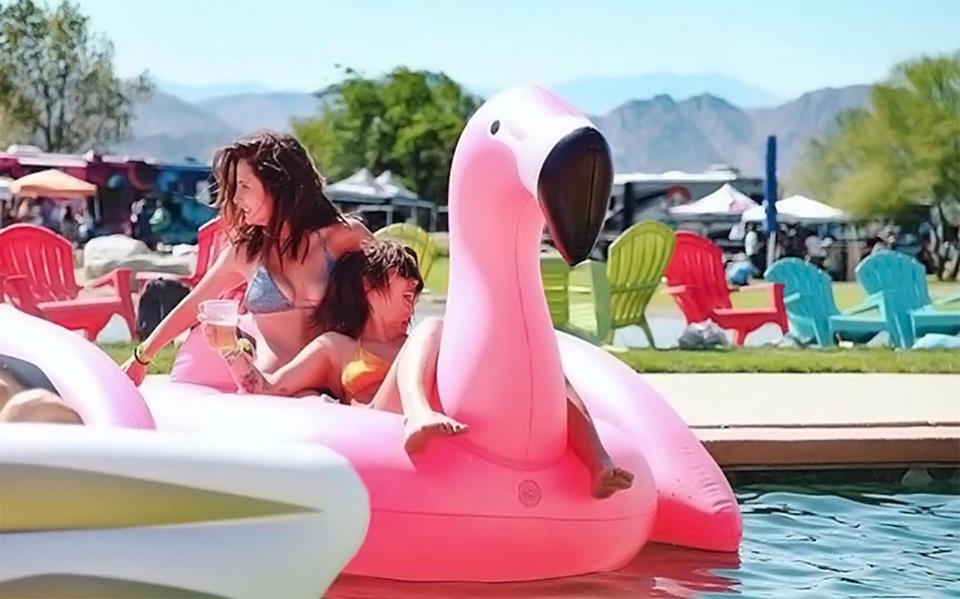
left=597, top=221, right=675, bottom=347
left=541, top=252, right=574, bottom=327
left=553, top=221, right=675, bottom=347
left=765, top=258, right=885, bottom=346
left=540, top=251, right=612, bottom=343
left=374, top=223, right=438, bottom=283
left=855, top=250, right=960, bottom=348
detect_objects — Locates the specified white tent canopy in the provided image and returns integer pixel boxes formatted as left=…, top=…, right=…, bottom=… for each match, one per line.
left=325, top=168, right=388, bottom=200
left=326, top=168, right=422, bottom=202
left=374, top=170, right=418, bottom=200
left=668, top=183, right=758, bottom=216
left=741, top=194, right=848, bottom=224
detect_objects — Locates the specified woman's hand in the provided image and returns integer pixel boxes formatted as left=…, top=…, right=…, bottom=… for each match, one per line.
left=121, top=353, right=148, bottom=386
left=200, top=317, right=239, bottom=355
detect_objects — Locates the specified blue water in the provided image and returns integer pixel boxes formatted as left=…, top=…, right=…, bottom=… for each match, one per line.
left=326, top=481, right=960, bottom=598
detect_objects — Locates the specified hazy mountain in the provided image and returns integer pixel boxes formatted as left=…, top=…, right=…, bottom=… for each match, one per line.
left=112, top=91, right=239, bottom=161
left=553, top=72, right=786, bottom=114
left=116, top=78, right=872, bottom=175
left=198, top=92, right=323, bottom=133
left=593, top=84, right=872, bottom=175
left=154, top=78, right=280, bottom=102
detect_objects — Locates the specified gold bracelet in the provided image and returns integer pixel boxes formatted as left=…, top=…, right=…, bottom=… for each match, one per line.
left=133, top=344, right=152, bottom=366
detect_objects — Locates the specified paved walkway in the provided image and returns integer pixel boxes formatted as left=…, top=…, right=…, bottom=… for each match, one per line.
left=644, top=373, right=960, bottom=469
left=644, top=373, right=958, bottom=428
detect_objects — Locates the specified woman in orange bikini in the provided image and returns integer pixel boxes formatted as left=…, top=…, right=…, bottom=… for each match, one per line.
left=207, top=240, right=633, bottom=499
left=205, top=240, right=464, bottom=448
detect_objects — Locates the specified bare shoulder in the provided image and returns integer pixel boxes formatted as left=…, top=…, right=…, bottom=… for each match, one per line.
left=325, top=217, right=372, bottom=257
left=207, top=239, right=252, bottom=277
left=315, top=331, right=356, bottom=353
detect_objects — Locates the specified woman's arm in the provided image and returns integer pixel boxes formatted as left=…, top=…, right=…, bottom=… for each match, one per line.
left=327, top=217, right=373, bottom=257
left=138, top=246, right=246, bottom=359
left=123, top=246, right=247, bottom=384
left=221, top=334, right=336, bottom=396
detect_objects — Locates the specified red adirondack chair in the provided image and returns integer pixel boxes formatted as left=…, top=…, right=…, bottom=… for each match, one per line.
left=664, top=231, right=788, bottom=346
left=136, top=217, right=229, bottom=289
left=0, top=224, right=136, bottom=340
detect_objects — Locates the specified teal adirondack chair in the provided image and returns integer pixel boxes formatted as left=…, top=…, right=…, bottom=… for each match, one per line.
left=374, top=223, right=438, bottom=284
left=765, top=258, right=885, bottom=346
left=856, top=250, right=960, bottom=348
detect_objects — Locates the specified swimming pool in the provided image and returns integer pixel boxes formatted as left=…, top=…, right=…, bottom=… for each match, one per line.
left=326, top=476, right=959, bottom=598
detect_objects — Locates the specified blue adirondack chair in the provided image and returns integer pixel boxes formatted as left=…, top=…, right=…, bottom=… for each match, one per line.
left=855, top=250, right=960, bottom=348
left=765, top=258, right=885, bottom=346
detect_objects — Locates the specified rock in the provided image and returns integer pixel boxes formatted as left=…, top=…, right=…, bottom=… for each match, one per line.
left=83, top=235, right=195, bottom=279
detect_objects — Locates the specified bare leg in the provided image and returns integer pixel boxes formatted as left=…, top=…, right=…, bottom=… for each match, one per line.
left=565, top=379, right=633, bottom=499
left=370, top=318, right=467, bottom=453
left=0, top=389, right=84, bottom=425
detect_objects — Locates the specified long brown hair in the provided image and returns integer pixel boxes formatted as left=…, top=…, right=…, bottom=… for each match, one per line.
left=213, top=131, right=345, bottom=263
left=314, top=240, right=424, bottom=337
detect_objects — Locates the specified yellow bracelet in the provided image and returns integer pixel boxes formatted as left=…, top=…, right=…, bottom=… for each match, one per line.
left=133, top=344, right=152, bottom=366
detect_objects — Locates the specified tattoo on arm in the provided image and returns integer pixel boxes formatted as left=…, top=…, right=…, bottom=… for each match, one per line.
left=223, top=350, right=283, bottom=395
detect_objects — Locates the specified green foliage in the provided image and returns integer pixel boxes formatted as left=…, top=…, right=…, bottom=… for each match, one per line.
left=797, top=52, right=960, bottom=218
left=0, top=0, right=151, bottom=152
left=294, top=67, right=480, bottom=204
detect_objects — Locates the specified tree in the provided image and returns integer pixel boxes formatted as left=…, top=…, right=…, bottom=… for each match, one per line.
left=796, top=52, right=960, bottom=219
left=294, top=67, right=480, bottom=204
left=0, top=0, right=151, bottom=153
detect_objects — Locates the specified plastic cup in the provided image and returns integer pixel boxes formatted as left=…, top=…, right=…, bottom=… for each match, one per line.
left=199, top=300, right=239, bottom=351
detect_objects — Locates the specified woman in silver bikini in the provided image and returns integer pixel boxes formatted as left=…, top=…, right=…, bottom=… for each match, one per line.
left=122, top=131, right=371, bottom=384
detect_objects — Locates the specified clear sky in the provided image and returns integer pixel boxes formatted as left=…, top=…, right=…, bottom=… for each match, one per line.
left=77, top=0, right=959, bottom=97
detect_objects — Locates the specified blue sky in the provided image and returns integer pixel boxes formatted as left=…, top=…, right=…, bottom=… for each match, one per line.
left=77, top=0, right=958, bottom=98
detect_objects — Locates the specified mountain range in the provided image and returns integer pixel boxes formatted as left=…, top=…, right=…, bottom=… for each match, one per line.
left=111, top=74, right=872, bottom=179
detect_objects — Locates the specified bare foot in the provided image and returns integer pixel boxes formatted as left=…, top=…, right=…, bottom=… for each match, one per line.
left=404, top=411, right=468, bottom=453
left=591, top=461, right=634, bottom=499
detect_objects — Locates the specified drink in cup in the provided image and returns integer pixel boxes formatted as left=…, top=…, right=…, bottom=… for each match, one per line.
left=199, top=299, right=239, bottom=352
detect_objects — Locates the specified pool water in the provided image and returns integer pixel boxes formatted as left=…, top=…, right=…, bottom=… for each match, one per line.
left=326, top=480, right=960, bottom=598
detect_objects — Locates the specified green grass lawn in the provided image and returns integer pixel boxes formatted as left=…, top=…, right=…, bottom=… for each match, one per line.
left=100, top=342, right=959, bottom=375
left=615, top=347, right=960, bottom=373
left=107, top=247, right=957, bottom=376
left=101, top=344, right=178, bottom=376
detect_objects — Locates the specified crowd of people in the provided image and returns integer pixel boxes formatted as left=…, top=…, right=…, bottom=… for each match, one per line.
left=0, top=197, right=90, bottom=246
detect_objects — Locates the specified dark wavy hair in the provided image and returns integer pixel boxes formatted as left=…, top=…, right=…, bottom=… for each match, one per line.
left=213, top=131, right=345, bottom=263
left=314, top=240, right=424, bottom=338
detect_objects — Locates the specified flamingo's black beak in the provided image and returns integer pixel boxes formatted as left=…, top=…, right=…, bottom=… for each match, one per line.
left=537, top=127, right=613, bottom=265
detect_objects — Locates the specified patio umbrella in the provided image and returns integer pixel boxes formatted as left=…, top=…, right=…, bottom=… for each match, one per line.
left=11, top=169, right=96, bottom=200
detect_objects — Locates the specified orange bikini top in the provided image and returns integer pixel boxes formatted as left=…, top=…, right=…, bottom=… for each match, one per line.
left=340, top=343, right=391, bottom=402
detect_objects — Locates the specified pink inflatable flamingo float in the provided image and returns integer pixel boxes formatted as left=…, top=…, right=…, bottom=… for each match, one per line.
left=0, top=85, right=740, bottom=582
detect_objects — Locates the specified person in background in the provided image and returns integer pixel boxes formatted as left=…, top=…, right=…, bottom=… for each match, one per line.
left=804, top=228, right=825, bottom=268
left=149, top=198, right=172, bottom=239
left=60, top=206, right=80, bottom=245
left=743, top=222, right=765, bottom=275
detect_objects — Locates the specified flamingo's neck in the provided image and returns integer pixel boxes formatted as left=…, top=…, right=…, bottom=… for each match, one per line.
left=438, top=194, right=568, bottom=464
